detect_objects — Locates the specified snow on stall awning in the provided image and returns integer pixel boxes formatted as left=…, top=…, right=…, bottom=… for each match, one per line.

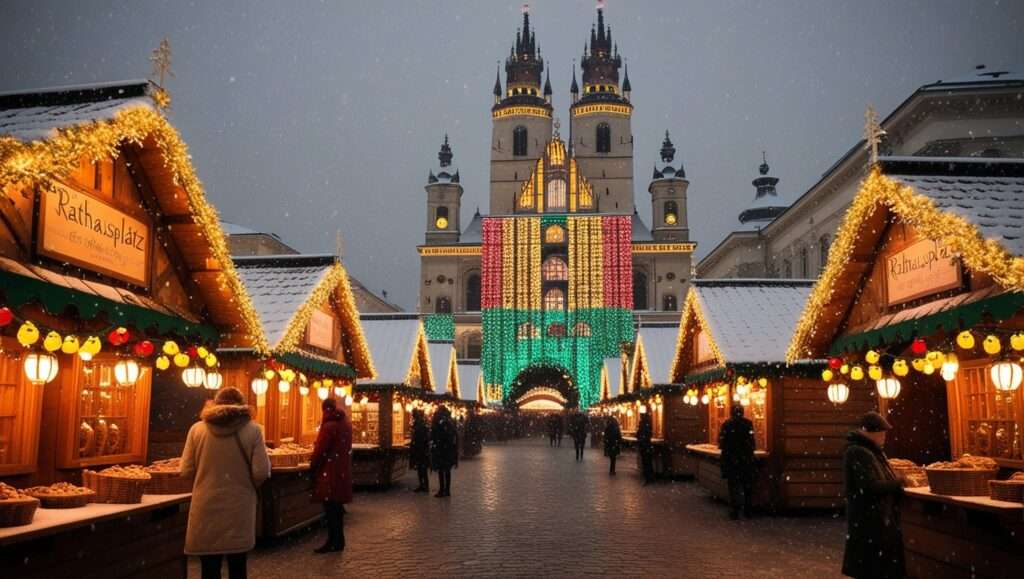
left=233, top=255, right=334, bottom=349
left=636, top=326, right=679, bottom=384
left=427, top=342, right=456, bottom=395
left=457, top=362, right=482, bottom=403
left=359, top=317, right=426, bottom=386
left=603, top=357, right=622, bottom=399
left=694, top=279, right=814, bottom=364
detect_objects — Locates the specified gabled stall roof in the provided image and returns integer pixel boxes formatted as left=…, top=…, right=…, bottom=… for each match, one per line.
left=457, top=362, right=483, bottom=404
left=427, top=342, right=458, bottom=396
left=359, top=316, right=432, bottom=389
left=672, top=279, right=814, bottom=381
left=0, top=81, right=265, bottom=349
left=601, top=357, right=623, bottom=401
left=232, top=254, right=375, bottom=379
left=787, top=159, right=1024, bottom=363
left=629, top=325, right=680, bottom=390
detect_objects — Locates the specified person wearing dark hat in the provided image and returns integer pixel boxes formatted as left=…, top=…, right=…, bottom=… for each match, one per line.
left=181, top=387, right=271, bottom=579
left=718, top=404, right=756, bottom=519
left=842, top=411, right=906, bottom=579
left=309, top=397, right=353, bottom=553
left=409, top=409, right=431, bottom=492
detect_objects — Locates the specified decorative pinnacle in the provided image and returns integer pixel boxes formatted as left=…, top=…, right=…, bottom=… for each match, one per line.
left=759, top=151, right=769, bottom=175
left=863, top=104, right=886, bottom=166
left=438, top=134, right=453, bottom=168
left=660, top=130, right=675, bottom=163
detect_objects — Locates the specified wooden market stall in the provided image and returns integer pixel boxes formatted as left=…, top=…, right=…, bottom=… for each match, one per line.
left=667, top=279, right=852, bottom=512
left=0, top=81, right=264, bottom=578
left=220, top=253, right=375, bottom=539
left=787, top=158, right=1024, bottom=575
left=354, top=315, right=435, bottom=487
left=456, top=362, right=485, bottom=458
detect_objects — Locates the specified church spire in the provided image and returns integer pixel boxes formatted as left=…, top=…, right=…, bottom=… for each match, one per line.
left=660, top=131, right=675, bottom=163
left=577, top=0, right=625, bottom=103
left=493, top=64, right=502, bottom=102
left=498, top=3, right=545, bottom=107
left=438, top=134, right=453, bottom=168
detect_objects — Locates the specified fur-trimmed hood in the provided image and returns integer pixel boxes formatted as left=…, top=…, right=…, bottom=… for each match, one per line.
left=201, top=403, right=253, bottom=436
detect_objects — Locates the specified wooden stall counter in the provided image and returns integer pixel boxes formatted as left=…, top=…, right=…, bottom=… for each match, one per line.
left=685, top=444, right=775, bottom=510
left=0, top=494, right=190, bottom=578
left=902, top=487, right=1024, bottom=579
left=352, top=444, right=409, bottom=488
left=258, top=463, right=321, bottom=541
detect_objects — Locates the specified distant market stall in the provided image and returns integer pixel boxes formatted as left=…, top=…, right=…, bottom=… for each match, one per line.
left=0, top=81, right=264, bottom=577
left=669, top=279, right=846, bottom=511
left=787, top=159, right=1024, bottom=574
left=220, top=253, right=375, bottom=539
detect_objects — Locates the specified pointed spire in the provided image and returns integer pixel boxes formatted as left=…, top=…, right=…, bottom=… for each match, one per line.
left=570, top=60, right=579, bottom=93
left=622, top=61, right=632, bottom=93
left=597, top=5, right=606, bottom=43
left=660, top=131, right=675, bottom=163
left=493, top=64, right=502, bottom=97
left=438, top=134, right=453, bottom=168
left=543, top=69, right=552, bottom=96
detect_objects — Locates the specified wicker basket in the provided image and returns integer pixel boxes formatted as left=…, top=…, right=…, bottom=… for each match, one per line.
left=269, top=453, right=302, bottom=468
left=25, top=489, right=95, bottom=509
left=0, top=497, right=39, bottom=527
left=925, top=468, right=997, bottom=496
left=989, top=480, right=1024, bottom=503
left=82, top=470, right=150, bottom=504
left=144, top=471, right=193, bottom=495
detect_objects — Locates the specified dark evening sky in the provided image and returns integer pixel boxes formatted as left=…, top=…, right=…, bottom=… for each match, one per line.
left=1, top=0, right=1020, bottom=309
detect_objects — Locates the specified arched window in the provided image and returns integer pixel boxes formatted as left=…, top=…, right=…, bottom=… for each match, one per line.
left=546, top=178, right=567, bottom=211
left=517, top=323, right=538, bottom=339
left=435, top=296, right=451, bottom=314
left=434, top=206, right=449, bottom=230
left=663, top=294, right=678, bottom=312
left=542, top=256, right=568, bottom=281
left=663, top=201, right=679, bottom=226
left=544, top=225, right=566, bottom=243
left=513, top=126, right=528, bottom=157
left=572, top=322, right=592, bottom=337
left=799, top=246, right=809, bottom=278
left=465, top=274, right=481, bottom=312
left=543, top=287, right=565, bottom=310
left=596, top=123, right=611, bottom=153
left=465, top=332, right=482, bottom=359
left=819, top=235, right=831, bottom=274
left=782, top=259, right=792, bottom=279
left=633, top=270, right=649, bottom=310
left=547, top=323, right=566, bottom=337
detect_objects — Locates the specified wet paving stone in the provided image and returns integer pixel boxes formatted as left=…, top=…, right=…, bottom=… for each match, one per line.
left=190, top=439, right=845, bottom=578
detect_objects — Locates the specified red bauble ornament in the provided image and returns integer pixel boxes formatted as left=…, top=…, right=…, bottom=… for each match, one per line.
left=186, top=346, right=199, bottom=359
left=910, top=338, right=927, bottom=356
left=0, top=307, right=13, bottom=327
left=828, top=357, right=843, bottom=370
left=133, top=340, right=155, bottom=357
left=108, top=327, right=130, bottom=346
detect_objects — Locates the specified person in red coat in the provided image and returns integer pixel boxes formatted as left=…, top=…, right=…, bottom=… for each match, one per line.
left=309, top=398, right=352, bottom=553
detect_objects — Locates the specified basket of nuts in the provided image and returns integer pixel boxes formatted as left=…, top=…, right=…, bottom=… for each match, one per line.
left=989, top=472, right=1024, bottom=503
left=0, top=482, right=39, bottom=527
left=83, top=465, right=151, bottom=504
left=24, top=482, right=95, bottom=509
left=145, top=458, right=194, bottom=495
left=925, top=455, right=998, bottom=496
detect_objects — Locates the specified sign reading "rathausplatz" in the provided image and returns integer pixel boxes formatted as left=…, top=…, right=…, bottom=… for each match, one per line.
left=37, top=181, right=151, bottom=287
left=885, top=238, right=961, bottom=306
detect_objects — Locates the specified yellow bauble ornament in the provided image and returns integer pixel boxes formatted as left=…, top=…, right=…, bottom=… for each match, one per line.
left=163, top=340, right=180, bottom=356
left=850, top=366, right=865, bottom=381
left=893, top=359, right=909, bottom=377
left=868, top=365, right=883, bottom=381
left=197, top=346, right=209, bottom=359
left=81, top=336, right=103, bottom=356
left=204, top=353, right=217, bottom=367
left=263, top=369, right=276, bottom=380
left=43, top=331, right=62, bottom=352
left=865, top=350, right=880, bottom=365
left=821, top=369, right=834, bottom=382
left=911, top=358, right=926, bottom=373
left=324, top=379, right=334, bottom=387
left=60, top=335, right=80, bottom=354
left=757, top=377, right=768, bottom=388
left=983, top=335, right=1001, bottom=355
left=1011, top=333, right=1024, bottom=351
left=17, top=321, right=40, bottom=346
left=840, top=364, right=850, bottom=375
left=956, top=331, right=975, bottom=350
left=173, top=353, right=190, bottom=368
left=312, top=380, right=322, bottom=389
left=155, top=355, right=171, bottom=370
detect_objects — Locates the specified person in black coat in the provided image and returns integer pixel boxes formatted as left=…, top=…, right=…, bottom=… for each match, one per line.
left=842, top=411, right=905, bottom=579
left=554, top=413, right=564, bottom=447
left=569, top=412, right=588, bottom=461
left=429, top=406, right=458, bottom=498
left=547, top=414, right=558, bottom=447
left=718, top=404, right=756, bottom=519
left=409, top=409, right=431, bottom=493
left=603, top=416, right=623, bottom=475
left=636, top=411, right=656, bottom=484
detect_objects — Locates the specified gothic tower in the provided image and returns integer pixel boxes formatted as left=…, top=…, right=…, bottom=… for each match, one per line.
left=649, top=131, right=689, bottom=242
left=489, top=7, right=553, bottom=215
left=425, top=135, right=462, bottom=244
left=569, top=4, right=634, bottom=214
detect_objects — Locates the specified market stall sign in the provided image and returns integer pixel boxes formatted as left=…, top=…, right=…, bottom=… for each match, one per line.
left=37, top=182, right=150, bottom=287
left=885, top=238, right=961, bottom=306
left=306, top=309, right=335, bottom=350
left=695, top=330, right=715, bottom=364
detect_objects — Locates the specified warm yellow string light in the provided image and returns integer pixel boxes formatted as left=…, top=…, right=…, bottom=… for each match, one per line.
left=787, top=169, right=1024, bottom=363
left=669, top=287, right=727, bottom=382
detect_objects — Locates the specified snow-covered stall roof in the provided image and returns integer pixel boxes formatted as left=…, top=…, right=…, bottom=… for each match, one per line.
left=693, top=279, right=814, bottom=364
left=427, top=342, right=457, bottom=395
left=233, top=254, right=334, bottom=348
left=457, top=362, right=482, bottom=403
left=602, top=357, right=623, bottom=400
left=359, top=317, right=429, bottom=386
left=631, top=326, right=680, bottom=388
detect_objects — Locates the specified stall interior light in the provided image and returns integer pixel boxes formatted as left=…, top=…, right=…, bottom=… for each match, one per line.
left=876, top=377, right=901, bottom=399
left=114, top=359, right=141, bottom=387
left=345, top=395, right=354, bottom=406
left=334, top=386, right=344, bottom=398
left=299, top=385, right=310, bottom=397
left=23, top=353, right=59, bottom=385
left=251, top=377, right=269, bottom=396
left=990, top=362, right=1023, bottom=392
left=827, top=383, right=850, bottom=405
left=203, top=371, right=223, bottom=390
left=278, top=380, right=291, bottom=394
left=317, top=387, right=329, bottom=401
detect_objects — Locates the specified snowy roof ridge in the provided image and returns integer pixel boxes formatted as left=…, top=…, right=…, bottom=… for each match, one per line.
left=359, top=318, right=425, bottom=385
left=428, top=342, right=456, bottom=395
left=232, top=257, right=335, bottom=347
left=636, top=326, right=679, bottom=385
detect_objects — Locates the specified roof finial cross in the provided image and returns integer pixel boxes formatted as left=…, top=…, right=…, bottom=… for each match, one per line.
left=335, top=230, right=344, bottom=259
left=553, top=117, right=561, bottom=139
left=149, top=38, right=174, bottom=109
left=864, top=105, right=885, bottom=167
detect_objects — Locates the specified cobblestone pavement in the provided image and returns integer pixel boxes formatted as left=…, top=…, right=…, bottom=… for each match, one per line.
left=192, top=439, right=846, bottom=578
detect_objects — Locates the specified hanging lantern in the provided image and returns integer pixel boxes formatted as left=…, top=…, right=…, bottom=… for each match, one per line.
left=638, top=404, right=648, bottom=414
left=940, top=353, right=959, bottom=381
left=23, top=353, right=58, bottom=385
left=251, top=377, right=269, bottom=396
left=360, top=395, right=369, bottom=405
left=278, top=380, right=291, bottom=394
left=78, top=350, right=93, bottom=363
left=114, top=359, right=141, bottom=387
left=876, top=377, right=901, bottom=399
left=299, top=385, right=310, bottom=397
left=344, top=394, right=353, bottom=406
left=827, top=383, right=850, bottom=405
left=203, top=371, right=223, bottom=390
left=317, top=387, right=329, bottom=401
left=989, top=362, right=1023, bottom=392
left=700, top=393, right=710, bottom=405
left=334, top=386, right=344, bottom=398
left=182, top=365, right=206, bottom=388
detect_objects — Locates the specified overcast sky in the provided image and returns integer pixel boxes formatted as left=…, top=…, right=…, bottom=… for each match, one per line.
left=1, top=1, right=1020, bottom=309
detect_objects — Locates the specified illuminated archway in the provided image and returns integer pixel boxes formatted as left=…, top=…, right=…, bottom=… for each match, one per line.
left=508, top=363, right=578, bottom=410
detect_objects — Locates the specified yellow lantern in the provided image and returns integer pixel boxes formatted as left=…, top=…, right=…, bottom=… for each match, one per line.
left=17, top=321, right=40, bottom=347
left=155, top=355, right=171, bottom=371
left=263, top=369, right=276, bottom=380
left=205, top=353, right=218, bottom=368
left=865, top=350, right=880, bottom=365
left=162, top=340, right=180, bottom=356
left=892, top=359, right=909, bottom=377
left=23, top=353, right=59, bottom=385
left=827, top=383, right=850, bottom=404
left=173, top=353, right=190, bottom=368
left=821, top=369, right=834, bottom=382
left=850, top=366, right=864, bottom=381
left=868, top=365, right=883, bottom=381
left=43, top=331, right=62, bottom=352
left=876, top=378, right=901, bottom=399
left=203, top=371, right=223, bottom=390
left=60, top=335, right=80, bottom=355
left=114, top=359, right=141, bottom=387
left=278, top=380, right=291, bottom=394
left=1010, top=333, right=1024, bottom=351
left=840, top=364, right=850, bottom=375
left=956, top=331, right=975, bottom=350
left=983, top=335, right=1002, bottom=355
left=197, top=346, right=209, bottom=359
left=989, top=362, right=1023, bottom=392
left=317, top=387, right=329, bottom=401
left=911, top=358, right=926, bottom=373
